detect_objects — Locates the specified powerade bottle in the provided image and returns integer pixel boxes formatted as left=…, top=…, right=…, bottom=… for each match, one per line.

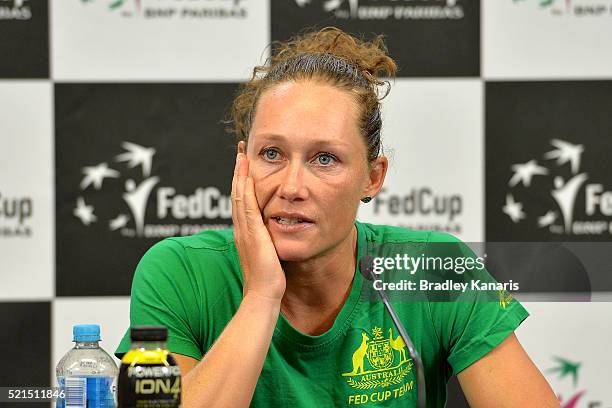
left=118, top=326, right=181, bottom=408
left=56, top=324, right=118, bottom=408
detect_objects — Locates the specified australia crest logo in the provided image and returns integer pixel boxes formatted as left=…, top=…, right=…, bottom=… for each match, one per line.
left=342, top=326, right=414, bottom=390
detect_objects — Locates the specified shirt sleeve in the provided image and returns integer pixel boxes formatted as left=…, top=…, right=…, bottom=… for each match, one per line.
left=425, top=231, right=530, bottom=375
left=114, top=238, right=204, bottom=360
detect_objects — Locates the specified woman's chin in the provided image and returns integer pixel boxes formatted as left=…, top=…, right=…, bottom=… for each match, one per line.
left=274, top=244, right=314, bottom=263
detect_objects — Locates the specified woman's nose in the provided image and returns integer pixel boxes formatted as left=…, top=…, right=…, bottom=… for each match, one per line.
left=278, top=162, right=308, bottom=202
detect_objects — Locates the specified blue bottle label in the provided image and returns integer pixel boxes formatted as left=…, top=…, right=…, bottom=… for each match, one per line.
left=57, top=376, right=116, bottom=408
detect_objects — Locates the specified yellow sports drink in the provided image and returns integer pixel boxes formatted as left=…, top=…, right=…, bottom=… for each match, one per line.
left=118, top=326, right=181, bottom=407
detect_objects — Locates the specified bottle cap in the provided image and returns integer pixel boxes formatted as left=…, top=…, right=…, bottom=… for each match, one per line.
left=131, top=326, right=168, bottom=342
left=73, top=324, right=101, bottom=342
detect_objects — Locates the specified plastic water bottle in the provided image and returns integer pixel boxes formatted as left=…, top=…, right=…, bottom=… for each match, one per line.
left=56, top=324, right=118, bottom=408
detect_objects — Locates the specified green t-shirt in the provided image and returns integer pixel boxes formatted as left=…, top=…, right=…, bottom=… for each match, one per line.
left=116, top=220, right=529, bottom=407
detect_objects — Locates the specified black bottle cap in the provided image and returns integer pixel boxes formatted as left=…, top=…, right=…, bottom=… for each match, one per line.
left=131, top=325, right=168, bottom=342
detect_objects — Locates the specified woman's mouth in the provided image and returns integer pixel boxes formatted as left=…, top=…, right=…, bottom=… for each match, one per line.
left=269, top=217, right=314, bottom=232
left=275, top=217, right=307, bottom=225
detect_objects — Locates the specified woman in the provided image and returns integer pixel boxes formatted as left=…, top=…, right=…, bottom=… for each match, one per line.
left=116, top=28, right=559, bottom=407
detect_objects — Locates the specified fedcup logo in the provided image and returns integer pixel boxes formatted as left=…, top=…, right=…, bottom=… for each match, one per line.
left=371, top=187, right=464, bottom=236
left=294, top=0, right=464, bottom=20
left=0, top=192, right=33, bottom=237
left=503, top=138, right=612, bottom=236
left=74, top=141, right=231, bottom=239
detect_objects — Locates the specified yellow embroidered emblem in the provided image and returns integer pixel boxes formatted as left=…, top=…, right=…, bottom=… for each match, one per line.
left=499, top=289, right=513, bottom=309
left=342, top=326, right=414, bottom=390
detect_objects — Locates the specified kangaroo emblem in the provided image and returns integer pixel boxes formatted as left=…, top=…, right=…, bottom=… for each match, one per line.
left=343, top=332, right=370, bottom=376
left=389, top=328, right=407, bottom=363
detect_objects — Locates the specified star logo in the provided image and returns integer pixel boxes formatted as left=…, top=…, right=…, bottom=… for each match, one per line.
left=109, top=214, right=129, bottom=231
left=558, top=390, right=586, bottom=408
left=323, top=0, right=360, bottom=16
left=71, top=140, right=231, bottom=238
left=73, top=141, right=158, bottom=236
left=502, top=194, right=525, bottom=223
left=115, top=141, right=156, bottom=177
left=122, top=177, right=160, bottom=236
left=544, top=355, right=611, bottom=408
left=80, top=162, right=120, bottom=190
left=499, top=138, right=610, bottom=235
left=73, top=197, right=97, bottom=225
left=508, top=160, right=548, bottom=187
left=537, top=210, right=557, bottom=228
left=544, top=139, right=584, bottom=175
left=551, top=174, right=588, bottom=232
left=323, top=0, right=345, bottom=11
left=547, top=356, right=581, bottom=387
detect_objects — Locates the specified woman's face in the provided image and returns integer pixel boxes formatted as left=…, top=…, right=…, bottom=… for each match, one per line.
left=245, top=80, right=386, bottom=262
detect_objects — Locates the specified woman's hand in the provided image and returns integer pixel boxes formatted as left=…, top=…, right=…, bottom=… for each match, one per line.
left=231, top=141, right=286, bottom=302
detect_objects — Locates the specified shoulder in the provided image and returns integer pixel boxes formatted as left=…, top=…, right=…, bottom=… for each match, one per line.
left=134, top=227, right=238, bottom=281
left=143, top=227, right=235, bottom=260
left=163, top=226, right=236, bottom=252
left=357, top=220, right=460, bottom=245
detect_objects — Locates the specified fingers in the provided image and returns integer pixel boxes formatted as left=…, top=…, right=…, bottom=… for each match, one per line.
left=243, top=176, right=264, bottom=234
left=232, top=143, right=253, bottom=294
left=232, top=150, right=249, bottom=256
left=232, top=151, right=248, bottom=291
left=231, top=152, right=243, bottom=233
left=232, top=148, right=266, bottom=238
left=235, top=152, right=247, bottom=206
left=233, top=147, right=260, bottom=237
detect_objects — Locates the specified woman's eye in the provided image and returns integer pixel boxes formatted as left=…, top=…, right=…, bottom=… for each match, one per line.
left=263, top=149, right=280, bottom=161
left=316, top=153, right=336, bottom=166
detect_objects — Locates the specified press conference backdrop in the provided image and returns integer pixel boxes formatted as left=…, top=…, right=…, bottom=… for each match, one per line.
left=1, top=0, right=612, bottom=406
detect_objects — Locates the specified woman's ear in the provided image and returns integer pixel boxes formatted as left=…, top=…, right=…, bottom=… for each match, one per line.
left=363, top=156, right=388, bottom=199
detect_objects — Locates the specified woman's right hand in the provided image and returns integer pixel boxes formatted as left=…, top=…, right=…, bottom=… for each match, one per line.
left=231, top=141, right=286, bottom=303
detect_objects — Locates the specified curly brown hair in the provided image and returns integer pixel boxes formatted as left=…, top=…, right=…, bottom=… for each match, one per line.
left=227, top=26, right=398, bottom=162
